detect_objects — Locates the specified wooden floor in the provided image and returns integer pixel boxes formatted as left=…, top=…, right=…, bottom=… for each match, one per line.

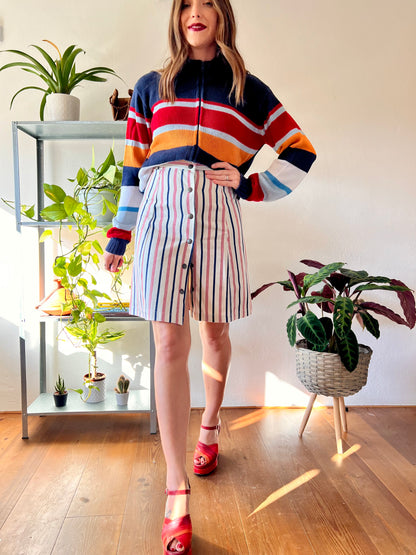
left=0, top=406, right=415, bottom=555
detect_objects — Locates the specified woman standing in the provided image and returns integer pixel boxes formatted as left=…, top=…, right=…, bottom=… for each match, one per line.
left=104, top=0, right=316, bottom=552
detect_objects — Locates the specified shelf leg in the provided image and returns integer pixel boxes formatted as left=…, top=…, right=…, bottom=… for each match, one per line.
left=20, top=331, right=29, bottom=439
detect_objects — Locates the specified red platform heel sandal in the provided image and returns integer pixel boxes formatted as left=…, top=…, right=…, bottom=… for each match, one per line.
left=193, top=424, right=221, bottom=476
left=162, top=486, right=192, bottom=555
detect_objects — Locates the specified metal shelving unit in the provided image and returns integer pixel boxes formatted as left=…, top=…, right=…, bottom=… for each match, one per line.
left=12, top=121, right=157, bottom=438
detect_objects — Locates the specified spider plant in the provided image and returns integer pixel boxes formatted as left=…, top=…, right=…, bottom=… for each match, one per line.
left=0, top=40, right=119, bottom=119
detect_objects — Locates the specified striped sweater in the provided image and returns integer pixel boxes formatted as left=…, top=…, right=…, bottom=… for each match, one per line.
left=106, top=54, right=316, bottom=254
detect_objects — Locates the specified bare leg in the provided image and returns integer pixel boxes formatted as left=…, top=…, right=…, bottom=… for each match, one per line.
left=153, top=310, right=191, bottom=529
left=197, top=322, right=231, bottom=446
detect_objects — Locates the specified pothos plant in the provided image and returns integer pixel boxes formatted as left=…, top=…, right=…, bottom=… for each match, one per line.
left=252, top=260, right=416, bottom=372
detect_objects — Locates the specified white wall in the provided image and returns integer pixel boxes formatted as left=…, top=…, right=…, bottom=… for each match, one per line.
left=1, top=0, right=415, bottom=411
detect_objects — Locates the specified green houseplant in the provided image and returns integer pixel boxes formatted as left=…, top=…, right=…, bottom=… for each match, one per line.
left=252, top=259, right=416, bottom=373
left=0, top=40, right=119, bottom=120
left=53, top=373, right=68, bottom=407
left=40, top=177, right=125, bottom=402
left=114, top=374, right=130, bottom=406
left=71, top=147, right=123, bottom=225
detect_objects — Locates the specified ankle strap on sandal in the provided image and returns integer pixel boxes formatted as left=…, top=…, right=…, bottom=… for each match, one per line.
left=201, top=424, right=220, bottom=431
left=165, top=488, right=191, bottom=496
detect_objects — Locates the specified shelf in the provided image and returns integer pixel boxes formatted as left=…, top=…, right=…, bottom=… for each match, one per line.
left=14, top=121, right=127, bottom=141
left=28, top=390, right=150, bottom=416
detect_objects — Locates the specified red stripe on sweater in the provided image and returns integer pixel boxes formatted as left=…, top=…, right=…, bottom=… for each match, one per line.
left=107, top=227, right=132, bottom=241
left=247, top=174, right=264, bottom=202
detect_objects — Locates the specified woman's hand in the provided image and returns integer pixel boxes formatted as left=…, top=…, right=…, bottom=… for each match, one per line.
left=205, top=162, right=240, bottom=190
left=103, top=251, right=123, bottom=273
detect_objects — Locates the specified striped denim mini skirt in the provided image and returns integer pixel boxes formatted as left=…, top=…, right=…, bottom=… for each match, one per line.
left=130, top=162, right=252, bottom=324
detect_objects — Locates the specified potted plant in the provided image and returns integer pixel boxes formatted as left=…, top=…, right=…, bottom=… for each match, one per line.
left=0, top=40, right=119, bottom=120
left=71, top=147, right=123, bottom=225
left=38, top=151, right=126, bottom=402
left=252, top=259, right=416, bottom=396
left=114, top=374, right=130, bottom=406
left=53, top=374, right=68, bottom=407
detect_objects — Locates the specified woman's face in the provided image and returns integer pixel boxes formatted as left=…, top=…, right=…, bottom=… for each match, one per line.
left=180, top=0, right=219, bottom=60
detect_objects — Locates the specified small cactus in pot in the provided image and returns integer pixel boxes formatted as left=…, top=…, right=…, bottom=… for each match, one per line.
left=54, top=374, right=68, bottom=407
left=115, top=375, right=130, bottom=406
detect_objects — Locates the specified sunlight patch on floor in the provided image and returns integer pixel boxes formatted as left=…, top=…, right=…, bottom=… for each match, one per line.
left=248, top=469, right=321, bottom=516
left=229, top=407, right=271, bottom=431
left=331, top=443, right=361, bottom=463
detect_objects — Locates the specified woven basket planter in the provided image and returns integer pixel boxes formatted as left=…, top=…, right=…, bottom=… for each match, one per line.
left=295, top=340, right=373, bottom=397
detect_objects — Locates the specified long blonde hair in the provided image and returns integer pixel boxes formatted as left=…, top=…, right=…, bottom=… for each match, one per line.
left=159, top=0, right=246, bottom=105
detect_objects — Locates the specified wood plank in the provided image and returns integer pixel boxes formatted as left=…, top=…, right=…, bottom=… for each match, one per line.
left=116, top=417, right=166, bottom=554
left=0, top=416, right=55, bottom=527
left=258, top=408, right=380, bottom=555
left=52, top=515, right=123, bottom=555
left=186, top=409, right=251, bottom=555
left=322, top=408, right=416, bottom=519
left=66, top=414, right=139, bottom=518
left=222, top=407, right=315, bottom=554
left=290, top=409, right=416, bottom=554
left=356, top=407, right=416, bottom=464
left=0, top=415, right=99, bottom=554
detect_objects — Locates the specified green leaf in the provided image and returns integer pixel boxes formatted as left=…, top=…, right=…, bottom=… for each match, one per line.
left=287, top=296, right=333, bottom=310
left=333, top=297, right=354, bottom=339
left=359, top=310, right=380, bottom=339
left=23, top=204, right=35, bottom=219
left=320, top=317, right=333, bottom=341
left=67, top=256, right=82, bottom=277
left=43, top=183, right=66, bottom=203
left=40, top=203, right=67, bottom=221
left=302, top=263, right=345, bottom=293
left=92, top=240, right=103, bottom=254
left=93, top=313, right=106, bottom=323
left=76, top=167, right=89, bottom=187
left=336, top=330, right=359, bottom=372
left=53, top=266, right=67, bottom=277
left=286, top=314, right=298, bottom=346
left=64, top=196, right=80, bottom=217
left=297, top=312, right=328, bottom=350
left=39, top=229, right=53, bottom=243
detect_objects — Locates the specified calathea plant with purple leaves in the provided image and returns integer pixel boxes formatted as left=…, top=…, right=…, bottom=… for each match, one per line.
left=252, top=260, right=416, bottom=372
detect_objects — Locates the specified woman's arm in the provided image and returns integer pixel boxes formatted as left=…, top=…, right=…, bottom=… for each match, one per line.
left=105, top=81, right=152, bottom=258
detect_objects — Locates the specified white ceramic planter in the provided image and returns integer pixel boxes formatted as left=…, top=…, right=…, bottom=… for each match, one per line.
left=79, top=189, right=116, bottom=225
left=115, top=392, right=129, bottom=406
left=45, top=93, right=80, bottom=121
left=83, top=373, right=106, bottom=403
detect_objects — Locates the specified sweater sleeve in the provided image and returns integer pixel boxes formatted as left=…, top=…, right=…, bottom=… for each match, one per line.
left=236, top=86, right=316, bottom=202
left=105, top=79, right=153, bottom=254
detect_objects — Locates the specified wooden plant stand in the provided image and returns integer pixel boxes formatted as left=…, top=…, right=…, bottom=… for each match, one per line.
left=299, top=394, right=348, bottom=454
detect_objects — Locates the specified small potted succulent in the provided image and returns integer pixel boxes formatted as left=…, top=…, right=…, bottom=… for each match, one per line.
left=114, top=374, right=130, bottom=406
left=252, top=260, right=416, bottom=397
left=53, top=374, right=68, bottom=407
left=0, top=40, right=119, bottom=120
